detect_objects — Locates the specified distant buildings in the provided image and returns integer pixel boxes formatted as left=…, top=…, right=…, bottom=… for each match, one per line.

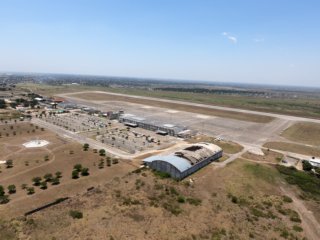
left=119, top=113, right=187, bottom=137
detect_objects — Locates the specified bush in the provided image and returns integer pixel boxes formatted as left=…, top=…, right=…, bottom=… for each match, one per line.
left=40, top=181, right=47, bottom=190
left=292, top=225, right=303, bottom=232
left=32, top=177, right=42, bottom=186
left=7, top=185, right=16, bottom=194
left=73, top=164, right=82, bottom=172
left=81, top=168, right=89, bottom=176
left=27, top=187, right=35, bottom=195
left=0, top=185, right=5, bottom=196
left=231, top=196, right=238, bottom=204
left=0, top=195, right=9, bottom=204
left=44, top=173, right=53, bottom=182
left=72, top=170, right=79, bottom=179
left=282, top=195, right=293, bottom=203
left=302, top=160, right=313, bottom=171
left=69, top=210, right=83, bottom=219
left=276, top=165, right=320, bottom=198
left=51, top=177, right=60, bottom=185
left=177, top=196, right=185, bottom=203
left=99, top=149, right=106, bottom=156
left=186, top=197, right=202, bottom=206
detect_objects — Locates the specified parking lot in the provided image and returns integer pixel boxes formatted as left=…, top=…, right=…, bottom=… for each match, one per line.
left=42, top=112, right=177, bottom=154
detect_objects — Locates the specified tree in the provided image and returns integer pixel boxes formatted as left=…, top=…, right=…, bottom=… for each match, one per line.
left=302, top=160, right=313, bottom=171
left=51, top=177, right=60, bottom=185
left=73, top=164, right=82, bottom=172
left=0, top=185, right=4, bottom=196
left=21, top=184, right=27, bottom=190
left=72, top=170, right=79, bottom=179
left=99, top=149, right=106, bottom=156
left=27, top=187, right=35, bottom=195
left=32, top=176, right=42, bottom=186
left=5, top=159, right=13, bottom=168
left=40, top=181, right=47, bottom=190
left=0, top=195, right=9, bottom=204
left=7, top=185, right=16, bottom=194
left=106, top=158, right=111, bottom=167
left=55, top=171, right=62, bottom=178
left=112, top=158, right=119, bottom=164
left=83, top=143, right=89, bottom=151
left=81, top=168, right=89, bottom=176
left=44, top=173, right=53, bottom=182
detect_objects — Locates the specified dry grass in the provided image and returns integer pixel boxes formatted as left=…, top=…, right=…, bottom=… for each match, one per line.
left=0, top=122, right=135, bottom=217
left=282, top=122, right=320, bottom=146
left=68, top=92, right=274, bottom=123
left=0, top=159, right=310, bottom=240
left=263, top=142, right=320, bottom=157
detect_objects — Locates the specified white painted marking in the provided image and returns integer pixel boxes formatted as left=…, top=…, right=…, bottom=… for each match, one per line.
left=166, top=110, right=179, bottom=113
left=195, top=114, right=210, bottom=119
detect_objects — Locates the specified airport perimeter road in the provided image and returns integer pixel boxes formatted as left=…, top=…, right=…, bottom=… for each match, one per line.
left=60, top=91, right=320, bottom=124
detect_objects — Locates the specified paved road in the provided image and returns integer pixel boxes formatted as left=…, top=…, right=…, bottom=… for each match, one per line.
left=60, top=91, right=320, bottom=124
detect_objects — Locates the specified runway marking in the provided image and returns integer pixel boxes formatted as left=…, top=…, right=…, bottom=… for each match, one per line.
left=166, top=110, right=179, bottom=113
left=141, top=106, right=154, bottom=109
left=195, top=114, right=210, bottom=119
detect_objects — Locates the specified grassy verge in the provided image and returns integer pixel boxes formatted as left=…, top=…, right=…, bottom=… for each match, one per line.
left=282, top=122, right=320, bottom=146
left=263, top=142, right=320, bottom=157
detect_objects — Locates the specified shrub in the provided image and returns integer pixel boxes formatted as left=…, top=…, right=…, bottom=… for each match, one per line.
left=73, top=164, right=82, bottom=172
left=51, top=177, right=60, bottom=185
left=55, top=171, right=62, bottom=178
left=186, top=197, right=202, bottom=206
left=302, top=160, right=313, bottom=171
left=0, top=185, right=5, bottom=196
left=282, top=195, right=293, bottom=203
left=69, top=210, right=83, bottom=219
left=27, top=187, right=35, bottom=195
left=292, top=225, right=303, bottom=232
left=5, top=159, right=13, bottom=168
left=72, top=170, right=79, bottom=179
left=44, top=173, right=53, bottom=182
left=177, top=196, right=185, bottom=203
left=40, top=181, right=47, bottom=190
left=0, top=195, right=9, bottom=204
left=99, top=149, right=106, bottom=156
left=81, top=168, right=89, bottom=176
left=7, top=185, right=16, bottom=194
left=231, top=196, right=238, bottom=204
left=32, top=177, right=42, bottom=186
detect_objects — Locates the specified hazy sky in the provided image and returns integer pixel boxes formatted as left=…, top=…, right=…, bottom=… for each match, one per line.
left=1, top=0, right=320, bottom=86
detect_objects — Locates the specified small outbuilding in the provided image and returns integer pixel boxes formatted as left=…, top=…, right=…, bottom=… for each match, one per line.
left=143, top=142, right=223, bottom=180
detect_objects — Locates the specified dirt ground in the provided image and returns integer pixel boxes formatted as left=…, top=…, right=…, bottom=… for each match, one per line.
left=0, top=122, right=135, bottom=218
left=1, top=159, right=316, bottom=240
left=67, top=92, right=274, bottom=123
left=242, top=149, right=284, bottom=164
left=281, top=122, right=320, bottom=146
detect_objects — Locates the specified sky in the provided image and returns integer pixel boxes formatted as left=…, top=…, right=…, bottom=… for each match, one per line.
left=1, top=0, right=320, bottom=87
